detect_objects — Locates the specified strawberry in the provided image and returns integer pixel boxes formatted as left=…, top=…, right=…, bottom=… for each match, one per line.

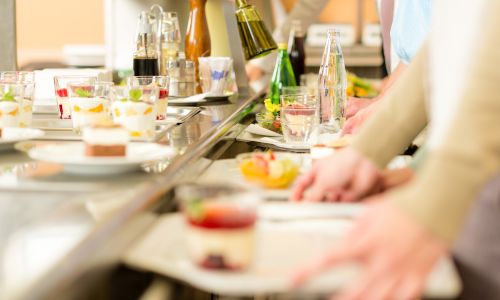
left=56, top=88, right=68, bottom=97
left=159, top=88, right=169, bottom=99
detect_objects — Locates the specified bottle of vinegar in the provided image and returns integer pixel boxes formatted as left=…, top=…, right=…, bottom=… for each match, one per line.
left=318, top=29, right=347, bottom=132
left=288, top=20, right=306, bottom=83
left=133, top=11, right=159, bottom=76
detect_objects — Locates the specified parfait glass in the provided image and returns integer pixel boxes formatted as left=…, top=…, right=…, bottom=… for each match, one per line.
left=54, top=76, right=96, bottom=119
left=111, top=85, right=159, bottom=139
left=0, top=82, right=34, bottom=128
left=0, top=71, right=35, bottom=127
left=67, top=81, right=113, bottom=131
left=176, top=183, right=259, bottom=271
left=280, top=94, right=319, bottom=146
left=126, top=76, right=169, bottom=120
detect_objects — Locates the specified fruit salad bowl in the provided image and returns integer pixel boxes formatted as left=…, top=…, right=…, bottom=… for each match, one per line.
left=236, top=151, right=301, bottom=189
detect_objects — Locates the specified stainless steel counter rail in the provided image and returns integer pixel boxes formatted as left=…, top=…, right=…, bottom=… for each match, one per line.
left=18, top=92, right=262, bottom=300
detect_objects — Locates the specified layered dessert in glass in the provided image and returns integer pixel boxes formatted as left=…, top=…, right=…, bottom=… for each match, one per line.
left=54, top=76, right=96, bottom=119
left=0, top=72, right=35, bottom=127
left=82, top=123, right=129, bottom=157
left=111, top=86, right=159, bottom=139
left=126, top=76, right=169, bottom=121
left=68, top=82, right=112, bottom=131
left=0, top=83, right=24, bottom=128
left=176, top=184, right=259, bottom=271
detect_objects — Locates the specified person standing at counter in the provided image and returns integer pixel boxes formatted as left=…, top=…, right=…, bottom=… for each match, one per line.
left=343, top=0, right=433, bottom=134
left=290, top=0, right=500, bottom=298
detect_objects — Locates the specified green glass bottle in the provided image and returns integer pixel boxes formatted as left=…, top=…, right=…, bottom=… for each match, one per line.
left=235, top=0, right=277, bottom=60
left=269, top=43, right=297, bottom=105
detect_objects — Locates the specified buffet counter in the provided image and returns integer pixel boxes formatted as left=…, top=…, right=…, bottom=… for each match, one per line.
left=0, top=91, right=262, bottom=300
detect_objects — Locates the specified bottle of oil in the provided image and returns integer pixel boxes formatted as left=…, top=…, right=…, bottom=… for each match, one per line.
left=288, top=20, right=306, bottom=83
left=235, top=0, right=277, bottom=60
left=269, top=43, right=297, bottom=105
left=159, top=11, right=181, bottom=75
left=133, top=11, right=159, bottom=76
left=185, top=0, right=211, bottom=93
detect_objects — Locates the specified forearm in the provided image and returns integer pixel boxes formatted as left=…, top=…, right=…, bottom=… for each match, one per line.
left=351, top=47, right=428, bottom=168
left=390, top=2, right=500, bottom=243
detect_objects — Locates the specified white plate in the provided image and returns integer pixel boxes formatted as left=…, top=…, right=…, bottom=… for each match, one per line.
left=0, top=128, right=45, bottom=151
left=124, top=214, right=461, bottom=298
left=28, top=142, right=176, bottom=175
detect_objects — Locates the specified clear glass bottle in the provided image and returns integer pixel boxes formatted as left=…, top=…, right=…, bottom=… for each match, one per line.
left=288, top=20, right=306, bottom=82
left=235, top=0, right=277, bottom=60
left=318, top=29, right=347, bottom=132
left=133, top=11, right=159, bottom=76
left=159, top=12, right=182, bottom=75
left=269, top=43, right=297, bottom=105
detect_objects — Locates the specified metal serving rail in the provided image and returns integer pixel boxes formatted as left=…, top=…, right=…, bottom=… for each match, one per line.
left=2, top=92, right=262, bottom=300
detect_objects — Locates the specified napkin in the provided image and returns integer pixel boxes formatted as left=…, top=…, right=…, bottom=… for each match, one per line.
left=245, top=124, right=282, bottom=137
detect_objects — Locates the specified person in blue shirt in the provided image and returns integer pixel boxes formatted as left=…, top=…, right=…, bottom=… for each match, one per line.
left=344, top=0, right=433, bottom=134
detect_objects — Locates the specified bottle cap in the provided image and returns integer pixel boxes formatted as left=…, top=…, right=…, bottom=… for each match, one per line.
left=278, top=43, right=288, bottom=50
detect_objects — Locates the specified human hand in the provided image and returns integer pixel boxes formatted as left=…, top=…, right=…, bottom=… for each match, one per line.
left=346, top=97, right=375, bottom=119
left=290, top=148, right=383, bottom=202
left=292, top=200, right=447, bottom=300
left=342, top=101, right=380, bottom=136
left=381, top=167, right=414, bottom=191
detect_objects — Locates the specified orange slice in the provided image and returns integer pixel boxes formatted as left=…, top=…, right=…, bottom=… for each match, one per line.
left=73, top=105, right=81, bottom=112
left=130, top=131, right=142, bottom=137
left=143, top=106, right=153, bottom=115
left=114, top=108, right=121, bottom=117
left=8, top=108, right=18, bottom=116
left=89, top=103, right=103, bottom=113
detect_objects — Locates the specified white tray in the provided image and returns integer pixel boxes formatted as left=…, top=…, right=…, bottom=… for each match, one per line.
left=123, top=213, right=461, bottom=298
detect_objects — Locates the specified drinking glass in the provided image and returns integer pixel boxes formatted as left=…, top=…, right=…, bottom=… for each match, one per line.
left=111, top=85, right=159, bottom=139
left=280, top=94, right=319, bottom=145
left=176, top=183, right=259, bottom=271
left=54, top=76, right=96, bottom=119
left=67, top=81, right=113, bottom=131
left=0, top=82, right=34, bottom=128
left=198, top=57, right=232, bottom=96
left=126, top=76, right=169, bottom=120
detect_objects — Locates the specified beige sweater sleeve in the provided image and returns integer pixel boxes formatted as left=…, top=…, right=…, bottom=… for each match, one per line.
left=351, top=1, right=500, bottom=243
left=351, top=46, right=429, bottom=168
left=387, top=4, right=500, bottom=243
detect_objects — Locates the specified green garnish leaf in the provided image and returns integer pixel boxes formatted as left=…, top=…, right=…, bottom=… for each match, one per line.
left=129, top=89, right=142, bottom=102
left=120, top=98, right=128, bottom=102
left=75, top=87, right=92, bottom=98
left=185, top=199, right=205, bottom=222
left=1, top=89, right=15, bottom=102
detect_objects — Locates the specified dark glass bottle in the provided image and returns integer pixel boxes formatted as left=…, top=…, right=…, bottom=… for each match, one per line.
left=269, top=43, right=297, bottom=105
left=288, top=20, right=306, bottom=83
left=235, top=0, right=277, bottom=60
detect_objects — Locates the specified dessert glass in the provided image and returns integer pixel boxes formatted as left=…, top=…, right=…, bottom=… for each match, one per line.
left=280, top=94, right=319, bottom=146
left=54, top=76, right=96, bottom=119
left=67, top=81, right=113, bottom=131
left=111, top=86, right=159, bottom=139
left=0, top=71, right=35, bottom=127
left=176, top=184, right=259, bottom=271
left=126, top=76, right=169, bottom=121
left=0, top=82, right=33, bottom=128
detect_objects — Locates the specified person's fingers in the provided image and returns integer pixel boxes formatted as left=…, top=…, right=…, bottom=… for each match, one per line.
left=394, top=273, right=426, bottom=300
left=290, top=168, right=316, bottom=201
left=291, top=233, right=368, bottom=287
left=349, top=162, right=381, bottom=200
left=341, top=118, right=356, bottom=136
left=302, top=181, right=327, bottom=202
